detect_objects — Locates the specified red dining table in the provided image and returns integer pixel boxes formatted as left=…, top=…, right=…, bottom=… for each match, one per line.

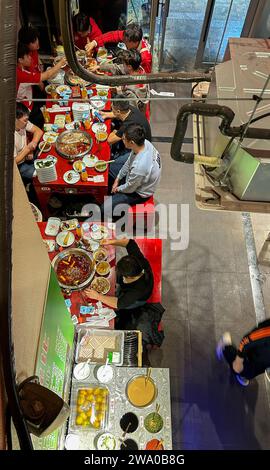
left=33, top=86, right=112, bottom=220
left=37, top=221, right=116, bottom=327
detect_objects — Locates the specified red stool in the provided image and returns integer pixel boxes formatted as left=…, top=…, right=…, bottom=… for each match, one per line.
left=128, top=196, right=155, bottom=233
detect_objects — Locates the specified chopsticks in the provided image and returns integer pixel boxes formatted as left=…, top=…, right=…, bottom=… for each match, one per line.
left=145, top=367, right=152, bottom=387
left=122, top=422, right=131, bottom=439
left=37, top=141, right=47, bottom=157
left=155, top=439, right=164, bottom=450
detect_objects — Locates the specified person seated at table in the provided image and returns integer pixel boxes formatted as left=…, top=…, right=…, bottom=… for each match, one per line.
left=16, top=42, right=66, bottom=128
left=18, top=25, right=47, bottom=109
left=92, top=49, right=149, bottom=113
left=73, top=12, right=102, bottom=50
left=14, top=102, right=43, bottom=184
left=101, top=123, right=161, bottom=221
left=84, top=238, right=153, bottom=310
left=100, top=95, right=152, bottom=172
left=85, top=23, right=152, bottom=73
left=18, top=25, right=43, bottom=75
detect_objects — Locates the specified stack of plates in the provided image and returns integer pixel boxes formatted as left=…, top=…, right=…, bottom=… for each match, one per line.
left=72, top=102, right=91, bottom=121
left=34, top=158, right=57, bottom=183
left=123, top=331, right=139, bottom=367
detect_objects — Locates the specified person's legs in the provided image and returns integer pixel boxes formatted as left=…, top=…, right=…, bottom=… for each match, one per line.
left=18, top=162, right=35, bottom=185
left=216, top=332, right=250, bottom=386
left=109, top=151, right=130, bottom=180
left=222, top=345, right=238, bottom=368
left=101, top=192, right=150, bottom=221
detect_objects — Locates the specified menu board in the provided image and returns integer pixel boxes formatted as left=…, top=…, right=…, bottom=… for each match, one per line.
left=33, top=268, right=75, bottom=450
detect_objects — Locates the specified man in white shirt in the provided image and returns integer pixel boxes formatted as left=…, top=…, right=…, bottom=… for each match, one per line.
left=14, top=102, right=43, bottom=183
left=101, top=123, right=161, bottom=220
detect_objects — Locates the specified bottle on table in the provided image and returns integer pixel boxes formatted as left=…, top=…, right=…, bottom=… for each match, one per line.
left=82, top=112, right=91, bottom=130
left=81, top=86, right=88, bottom=100
left=42, top=106, right=50, bottom=123
left=76, top=223, right=82, bottom=239
left=65, top=111, right=72, bottom=124
left=81, top=168, right=88, bottom=182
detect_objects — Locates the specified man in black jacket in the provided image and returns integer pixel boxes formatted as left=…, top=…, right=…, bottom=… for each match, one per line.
left=216, top=319, right=270, bottom=386
left=84, top=238, right=153, bottom=310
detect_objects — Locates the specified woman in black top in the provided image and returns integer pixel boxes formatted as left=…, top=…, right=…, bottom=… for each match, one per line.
left=84, top=238, right=153, bottom=310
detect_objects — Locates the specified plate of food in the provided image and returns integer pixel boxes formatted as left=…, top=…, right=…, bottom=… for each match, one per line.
left=60, top=219, right=79, bottom=231
left=63, top=170, right=80, bottom=184
left=90, top=224, right=109, bottom=238
left=56, top=84, right=72, bottom=95
left=91, top=276, right=110, bottom=294
left=56, top=230, right=75, bottom=247
left=56, top=130, right=93, bottom=160
left=92, top=122, right=107, bottom=134
left=93, top=248, right=108, bottom=262
left=45, top=84, right=57, bottom=95
left=95, top=433, right=117, bottom=451
left=83, top=154, right=98, bottom=168
left=53, top=56, right=68, bottom=68
left=65, top=70, right=91, bottom=87
left=95, top=160, right=108, bottom=172
left=43, top=131, right=58, bottom=143
left=96, top=261, right=110, bottom=276
left=95, top=131, right=108, bottom=143
left=38, top=141, right=51, bottom=153
left=73, top=160, right=86, bottom=173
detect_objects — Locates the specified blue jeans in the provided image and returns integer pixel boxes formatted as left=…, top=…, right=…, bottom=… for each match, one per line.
left=18, top=161, right=35, bottom=184
left=101, top=191, right=150, bottom=221
left=109, top=151, right=130, bottom=180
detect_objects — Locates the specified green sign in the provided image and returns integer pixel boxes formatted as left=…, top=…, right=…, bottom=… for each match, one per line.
left=33, top=268, right=74, bottom=450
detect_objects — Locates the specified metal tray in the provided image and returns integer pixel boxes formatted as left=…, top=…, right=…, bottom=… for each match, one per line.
left=67, top=367, right=172, bottom=450
left=69, top=383, right=109, bottom=433
left=75, top=327, right=124, bottom=366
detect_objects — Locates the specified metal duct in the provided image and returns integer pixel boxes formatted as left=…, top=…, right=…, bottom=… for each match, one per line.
left=171, top=103, right=270, bottom=162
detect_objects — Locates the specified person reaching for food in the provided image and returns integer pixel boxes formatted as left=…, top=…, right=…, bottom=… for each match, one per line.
left=84, top=238, right=153, bottom=310
left=85, top=23, right=152, bottom=73
left=73, top=12, right=102, bottom=50
left=16, top=42, right=66, bottom=127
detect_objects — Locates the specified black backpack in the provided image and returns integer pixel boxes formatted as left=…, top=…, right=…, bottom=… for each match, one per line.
left=117, top=302, right=165, bottom=348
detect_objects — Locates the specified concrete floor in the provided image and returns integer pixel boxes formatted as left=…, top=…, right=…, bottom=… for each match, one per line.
left=148, top=82, right=270, bottom=449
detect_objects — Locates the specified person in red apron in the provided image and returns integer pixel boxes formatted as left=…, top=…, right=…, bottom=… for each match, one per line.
left=85, top=23, right=152, bottom=73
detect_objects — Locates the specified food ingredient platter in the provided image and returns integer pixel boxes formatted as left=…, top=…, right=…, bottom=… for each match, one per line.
left=66, top=367, right=172, bottom=450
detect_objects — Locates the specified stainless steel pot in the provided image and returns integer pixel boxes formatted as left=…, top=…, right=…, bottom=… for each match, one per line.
left=52, top=248, right=96, bottom=290
left=55, top=130, right=93, bottom=160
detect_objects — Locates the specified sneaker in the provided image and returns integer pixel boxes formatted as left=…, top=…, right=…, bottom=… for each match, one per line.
left=216, top=332, right=232, bottom=360
left=235, top=375, right=250, bottom=387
